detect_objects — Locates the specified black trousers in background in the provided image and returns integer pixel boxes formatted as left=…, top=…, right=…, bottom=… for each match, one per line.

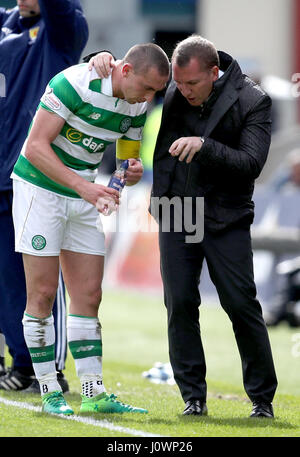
left=159, top=220, right=278, bottom=404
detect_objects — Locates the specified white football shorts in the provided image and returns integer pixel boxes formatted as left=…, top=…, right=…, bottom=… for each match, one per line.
left=12, top=179, right=106, bottom=256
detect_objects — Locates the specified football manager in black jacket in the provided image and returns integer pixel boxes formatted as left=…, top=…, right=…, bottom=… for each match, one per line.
left=87, top=35, right=278, bottom=418
left=151, top=35, right=277, bottom=418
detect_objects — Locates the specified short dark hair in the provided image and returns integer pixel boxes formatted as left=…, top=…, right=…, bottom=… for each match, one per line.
left=172, top=35, right=220, bottom=71
left=123, top=43, right=170, bottom=77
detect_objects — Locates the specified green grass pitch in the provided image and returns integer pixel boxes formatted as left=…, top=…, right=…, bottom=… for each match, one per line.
left=0, top=288, right=299, bottom=438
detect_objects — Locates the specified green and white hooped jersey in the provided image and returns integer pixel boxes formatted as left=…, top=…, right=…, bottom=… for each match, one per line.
left=12, top=64, right=147, bottom=198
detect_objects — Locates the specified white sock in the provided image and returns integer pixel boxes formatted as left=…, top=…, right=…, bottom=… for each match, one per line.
left=22, top=313, right=61, bottom=396
left=67, top=314, right=105, bottom=397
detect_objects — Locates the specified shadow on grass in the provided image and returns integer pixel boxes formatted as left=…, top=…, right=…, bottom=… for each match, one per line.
left=69, top=412, right=297, bottom=436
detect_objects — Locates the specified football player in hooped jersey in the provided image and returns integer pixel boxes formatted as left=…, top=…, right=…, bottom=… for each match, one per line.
left=11, top=43, right=169, bottom=415
left=0, top=0, right=88, bottom=392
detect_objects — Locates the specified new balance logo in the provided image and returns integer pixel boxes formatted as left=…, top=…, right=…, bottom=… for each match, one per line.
left=88, top=113, right=101, bottom=120
left=76, top=345, right=95, bottom=353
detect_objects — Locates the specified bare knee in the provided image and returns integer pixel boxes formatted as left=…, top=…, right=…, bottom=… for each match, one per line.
left=26, top=283, right=58, bottom=318
left=87, top=285, right=102, bottom=309
left=69, top=285, right=102, bottom=317
left=22, top=254, right=60, bottom=318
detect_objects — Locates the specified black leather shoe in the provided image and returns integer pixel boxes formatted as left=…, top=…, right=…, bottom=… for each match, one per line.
left=183, top=400, right=208, bottom=416
left=250, top=402, right=274, bottom=418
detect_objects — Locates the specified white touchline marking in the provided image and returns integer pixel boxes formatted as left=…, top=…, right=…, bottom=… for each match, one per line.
left=0, top=396, right=163, bottom=438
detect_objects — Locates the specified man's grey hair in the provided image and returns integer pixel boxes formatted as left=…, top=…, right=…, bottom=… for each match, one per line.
left=172, top=35, right=220, bottom=71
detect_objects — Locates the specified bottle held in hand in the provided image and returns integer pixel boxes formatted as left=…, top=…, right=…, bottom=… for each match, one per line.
left=97, top=159, right=129, bottom=216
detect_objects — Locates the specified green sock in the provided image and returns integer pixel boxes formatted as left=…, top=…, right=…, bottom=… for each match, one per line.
left=67, top=314, right=105, bottom=397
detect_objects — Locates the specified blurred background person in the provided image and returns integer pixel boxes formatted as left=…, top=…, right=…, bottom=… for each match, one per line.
left=0, top=0, right=88, bottom=392
left=253, top=149, right=300, bottom=327
left=268, top=148, right=300, bottom=191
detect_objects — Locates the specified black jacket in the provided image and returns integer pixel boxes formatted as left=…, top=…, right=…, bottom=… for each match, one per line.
left=152, top=51, right=272, bottom=232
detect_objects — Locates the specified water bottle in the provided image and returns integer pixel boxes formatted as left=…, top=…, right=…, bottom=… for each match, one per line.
left=97, top=159, right=129, bottom=217
left=142, top=362, right=175, bottom=385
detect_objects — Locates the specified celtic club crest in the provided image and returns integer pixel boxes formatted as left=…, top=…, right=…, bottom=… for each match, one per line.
left=119, top=117, right=132, bottom=133
left=31, top=235, right=47, bottom=250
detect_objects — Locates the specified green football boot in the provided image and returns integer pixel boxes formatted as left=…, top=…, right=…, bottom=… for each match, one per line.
left=42, top=391, right=74, bottom=416
left=80, top=392, right=148, bottom=414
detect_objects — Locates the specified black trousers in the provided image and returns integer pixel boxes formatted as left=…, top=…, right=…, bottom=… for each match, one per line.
left=159, top=219, right=278, bottom=404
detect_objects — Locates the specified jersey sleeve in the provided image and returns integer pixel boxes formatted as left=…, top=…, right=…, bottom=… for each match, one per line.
left=116, top=108, right=147, bottom=159
left=38, top=0, right=88, bottom=54
left=0, top=8, right=6, bottom=27
left=39, top=71, right=81, bottom=121
left=122, top=110, right=147, bottom=141
left=0, top=7, right=11, bottom=27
